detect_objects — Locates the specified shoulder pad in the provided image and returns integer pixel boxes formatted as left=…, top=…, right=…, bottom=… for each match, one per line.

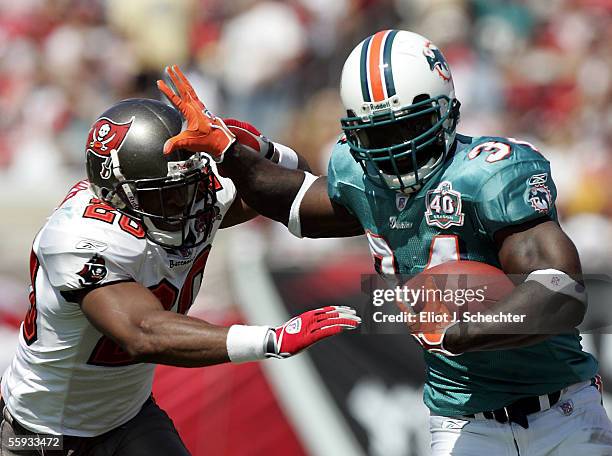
left=463, top=136, right=545, bottom=166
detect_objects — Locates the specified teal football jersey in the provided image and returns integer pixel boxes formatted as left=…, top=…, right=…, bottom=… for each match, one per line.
left=328, top=133, right=598, bottom=416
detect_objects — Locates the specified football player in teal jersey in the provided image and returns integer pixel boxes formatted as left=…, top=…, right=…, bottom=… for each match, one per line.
left=160, top=30, right=612, bottom=455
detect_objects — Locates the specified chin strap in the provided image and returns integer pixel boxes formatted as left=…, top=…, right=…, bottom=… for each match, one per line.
left=110, top=149, right=140, bottom=211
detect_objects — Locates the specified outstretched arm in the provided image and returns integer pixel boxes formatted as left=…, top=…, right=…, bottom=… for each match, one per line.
left=221, top=144, right=363, bottom=237
left=157, top=65, right=363, bottom=238
left=82, top=281, right=360, bottom=367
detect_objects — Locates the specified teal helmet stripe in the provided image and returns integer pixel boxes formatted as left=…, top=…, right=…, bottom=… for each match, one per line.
left=382, top=29, right=399, bottom=97
left=359, top=36, right=373, bottom=103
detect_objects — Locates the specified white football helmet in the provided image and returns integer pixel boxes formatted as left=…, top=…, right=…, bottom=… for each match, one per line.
left=340, top=30, right=460, bottom=192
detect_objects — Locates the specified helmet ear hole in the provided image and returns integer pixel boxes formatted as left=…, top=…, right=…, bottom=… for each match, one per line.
left=412, top=93, right=431, bottom=104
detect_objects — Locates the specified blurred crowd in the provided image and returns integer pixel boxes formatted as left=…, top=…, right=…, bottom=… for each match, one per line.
left=0, top=2, right=610, bottom=449
left=0, top=0, right=611, bottom=269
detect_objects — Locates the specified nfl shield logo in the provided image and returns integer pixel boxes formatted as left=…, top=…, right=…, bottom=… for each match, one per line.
left=396, top=194, right=409, bottom=211
left=558, top=400, right=574, bottom=416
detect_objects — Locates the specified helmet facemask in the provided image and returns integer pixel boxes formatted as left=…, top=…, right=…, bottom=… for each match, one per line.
left=99, top=153, right=218, bottom=249
left=342, top=94, right=460, bottom=193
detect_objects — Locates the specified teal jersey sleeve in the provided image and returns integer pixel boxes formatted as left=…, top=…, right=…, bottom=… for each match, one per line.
left=327, top=138, right=358, bottom=215
left=474, top=148, right=557, bottom=239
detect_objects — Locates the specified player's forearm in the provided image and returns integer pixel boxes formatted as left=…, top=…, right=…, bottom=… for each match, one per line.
left=126, top=310, right=230, bottom=367
left=221, top=143, right=307, bottom=225
left=444, top=281, right=585, bottom=352
left=126, top=305, right=360, bottom=366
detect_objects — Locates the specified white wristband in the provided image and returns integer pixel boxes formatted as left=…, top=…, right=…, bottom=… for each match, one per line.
left=525, top=269, right=587, bottom=304
left=272, top=142, right=299, bottom=169
left=288, top=172, right=318, bottom=238
left=226, top=325, right=271, bottom=363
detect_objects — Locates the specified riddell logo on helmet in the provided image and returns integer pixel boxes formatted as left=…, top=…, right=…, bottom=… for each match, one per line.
left=87, top=117, right=134, bottom=158
left=368, top=100, right=391, bottom=112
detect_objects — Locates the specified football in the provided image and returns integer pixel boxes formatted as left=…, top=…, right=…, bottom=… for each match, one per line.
left=405, top=260, right=515, bottom=317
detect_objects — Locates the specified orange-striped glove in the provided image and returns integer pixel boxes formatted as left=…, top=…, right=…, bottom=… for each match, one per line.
left=157, top=65, right=235, bottom=161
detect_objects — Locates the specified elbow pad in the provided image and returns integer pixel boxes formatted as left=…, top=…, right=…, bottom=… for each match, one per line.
left=288, top=172, right=318, bottom=238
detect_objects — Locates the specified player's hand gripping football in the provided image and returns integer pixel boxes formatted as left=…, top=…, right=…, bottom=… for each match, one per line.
left=398, top=276, right=460, bottom=356
left=265, top=306, right=361, bottom=358
left=157, top=65, right=235, bottom=161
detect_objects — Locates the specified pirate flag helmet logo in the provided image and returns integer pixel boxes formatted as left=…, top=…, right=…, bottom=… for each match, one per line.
left=86, top=117, right=134, bottom=179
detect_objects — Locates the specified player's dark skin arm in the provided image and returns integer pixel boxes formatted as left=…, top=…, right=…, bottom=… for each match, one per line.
left=81, top=282, right=230, bottom=367
left=221, top=143, right=363, bottom=237
left=219, top=144, right=312, bottom=228
left=444, top=219, right=586, bottom=353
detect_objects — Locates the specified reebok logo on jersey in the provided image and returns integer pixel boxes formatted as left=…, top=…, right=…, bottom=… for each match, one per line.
left=77, top=254, right=107, bottom=286
left=527, top=173, right=548, bottom=186
left=75, top=239, right=108, bottom=252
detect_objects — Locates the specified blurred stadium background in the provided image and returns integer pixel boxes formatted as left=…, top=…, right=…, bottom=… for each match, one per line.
left=0, top=0, right=611, bottom=454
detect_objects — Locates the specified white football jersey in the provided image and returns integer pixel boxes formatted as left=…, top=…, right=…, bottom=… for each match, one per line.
left=1, top=166, right=236, bottom=437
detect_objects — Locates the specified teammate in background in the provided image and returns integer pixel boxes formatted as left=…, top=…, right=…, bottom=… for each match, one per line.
left=0, top=98, right=360, bottom=455
left=159, top=29, right=612, bottom=455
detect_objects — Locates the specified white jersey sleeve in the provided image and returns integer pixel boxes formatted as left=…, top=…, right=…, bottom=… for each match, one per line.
left=36, top=197, right=147, bottom=300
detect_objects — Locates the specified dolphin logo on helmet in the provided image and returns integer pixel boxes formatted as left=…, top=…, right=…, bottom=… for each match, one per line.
left=423, top=41, right=451, bottom=82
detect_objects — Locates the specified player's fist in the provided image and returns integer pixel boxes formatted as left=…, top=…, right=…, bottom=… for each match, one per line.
left=265, top=306, right=361, bottom=359
left=398, top=275, right=460, bottom=357
left=157, top=65, right=235, bottom=161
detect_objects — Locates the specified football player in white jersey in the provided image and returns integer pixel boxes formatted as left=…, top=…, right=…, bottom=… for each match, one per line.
left=0, top=94, right=360, bottom=455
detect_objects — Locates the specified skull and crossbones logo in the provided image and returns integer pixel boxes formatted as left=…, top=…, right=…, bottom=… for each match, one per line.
left=90, top=123, right=116, bottom=151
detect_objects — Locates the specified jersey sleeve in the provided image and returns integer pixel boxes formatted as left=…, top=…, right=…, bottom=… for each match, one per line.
left=327, top=138, right=357, bottom=215
left=474, top=155, right=557, bottom=239
left=36, top=222, right=144, bottom=294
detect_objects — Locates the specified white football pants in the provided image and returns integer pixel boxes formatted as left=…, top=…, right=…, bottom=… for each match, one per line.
left=430, top=381, right=612, bottom=455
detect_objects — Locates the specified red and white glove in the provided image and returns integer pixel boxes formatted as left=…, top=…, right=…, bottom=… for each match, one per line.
left=157, top=65, right=235, bottom=161
left=223, top=118, right=274, bottom=159
left=226, top=306, right=361, bottom=363
left=223, top=118, right=300, bottom=169
left=266, top=306, right=360, bottom=358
